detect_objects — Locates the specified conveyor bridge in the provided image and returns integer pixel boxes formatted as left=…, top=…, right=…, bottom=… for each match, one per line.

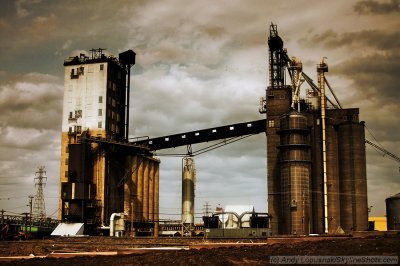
left=132, top=119, right=267, bottom=151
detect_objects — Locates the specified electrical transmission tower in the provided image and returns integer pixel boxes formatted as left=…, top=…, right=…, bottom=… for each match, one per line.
left=33, top=166, right=47, bottom=218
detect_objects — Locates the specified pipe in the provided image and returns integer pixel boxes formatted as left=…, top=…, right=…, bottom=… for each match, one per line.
left=109, top=213, right=125, bottom=236
left=318, top=58, right=329, bottom=234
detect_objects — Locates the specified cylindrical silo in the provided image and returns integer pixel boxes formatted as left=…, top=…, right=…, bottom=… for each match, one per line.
left=353, top=123, right=368, bottom=231
left=278, top=111, right=311, bottom=235
left=142, top=159, right=149, bottom=220
left=338, top=122, right=368, bottom=232
left=326, top=124, right=341, bottom=233
left=310, top=115, right=324, bottom=234
left=182, top=157, right=196, bottom=226
left=386, top=193, right=400, bottom=230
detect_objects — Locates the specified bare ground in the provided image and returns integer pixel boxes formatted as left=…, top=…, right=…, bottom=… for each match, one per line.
left=0, top=233, right=399, bottom=265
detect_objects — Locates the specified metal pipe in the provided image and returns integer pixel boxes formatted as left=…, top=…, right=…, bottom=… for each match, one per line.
left=109, top=213, right=124, bottom=236
left=318, top=58, right=329, bottom=234
left=125, top=66, right=131, bottom=139
left=325, top=78, right=342, bottom=109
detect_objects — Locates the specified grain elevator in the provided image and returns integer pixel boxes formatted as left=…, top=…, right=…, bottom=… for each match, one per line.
left=59, top=49, right=160, bottom=235
left=262, top=24, right=368, bottom=235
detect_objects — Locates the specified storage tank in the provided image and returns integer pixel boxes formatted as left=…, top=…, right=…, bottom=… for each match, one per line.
left=338, top=122, right=368, bottom=232
left=278, top=111, right=311, bottom=235
left=326, top=124, right=341, bottom=233
left=182, top=157, right=196, bottom=226
left=386, top=193, right=400, bottom=230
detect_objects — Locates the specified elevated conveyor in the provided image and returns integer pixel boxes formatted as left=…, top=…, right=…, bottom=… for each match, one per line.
left=133, top=119, right=267, bottom=151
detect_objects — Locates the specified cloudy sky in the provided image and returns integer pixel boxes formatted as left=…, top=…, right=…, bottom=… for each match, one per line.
left=0, top=0, right=399, bottom=220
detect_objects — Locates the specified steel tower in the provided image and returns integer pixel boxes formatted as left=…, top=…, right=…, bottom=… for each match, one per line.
left=33, top=166, right=47, bottom=218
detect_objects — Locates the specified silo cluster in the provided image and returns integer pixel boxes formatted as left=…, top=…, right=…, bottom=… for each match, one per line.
left=264, top=24, right=368, bottom=235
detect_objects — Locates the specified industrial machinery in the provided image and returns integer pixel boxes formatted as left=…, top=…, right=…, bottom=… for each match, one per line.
left=202, top=211, right=271, bottom=238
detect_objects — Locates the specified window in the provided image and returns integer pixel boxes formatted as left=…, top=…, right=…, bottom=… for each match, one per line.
left=65, top=171, right=68, bottom=178
left=65, top=146, right=69, bottom=153
left=75, top=110, right=82, bottom=118
left=69, top=112, right=73, bottom=119
left=268, top=120, right=275, bottom=128
left=112, top=99, right=116, bottom=107
left=78, top=67, right=84, bottom=75
left=71, top=69, right=79, bottom=79
left=99, top=96, right=103, bottom=103
left=98, top=121, right=102, bottom=128
left=100, top=64, right=104, bottom=71
left=65, top=158, right=68, bottom=165
left=98, top=109, right=102, bottom=116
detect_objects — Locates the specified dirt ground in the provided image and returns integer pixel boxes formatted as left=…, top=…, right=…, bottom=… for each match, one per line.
left=0, top=233, right=399, bottom=265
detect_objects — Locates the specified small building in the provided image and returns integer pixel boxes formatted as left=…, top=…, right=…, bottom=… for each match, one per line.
left=368, top=216, right=387, bottom=231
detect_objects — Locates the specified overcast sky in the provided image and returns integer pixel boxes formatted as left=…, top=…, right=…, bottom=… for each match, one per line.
left=0, top=0, right=399, bottom=220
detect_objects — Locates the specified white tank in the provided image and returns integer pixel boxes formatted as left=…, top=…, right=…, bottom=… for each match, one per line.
left=182, top=157, right=196, bottom=225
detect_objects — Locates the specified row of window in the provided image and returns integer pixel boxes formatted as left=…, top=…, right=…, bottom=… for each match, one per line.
left=69, top=64, right=105, bottom=79
left=97, top=121, right=120, bottom=134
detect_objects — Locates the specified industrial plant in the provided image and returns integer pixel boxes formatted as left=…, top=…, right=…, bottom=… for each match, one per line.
left=44, top=24, right=398, bottom=237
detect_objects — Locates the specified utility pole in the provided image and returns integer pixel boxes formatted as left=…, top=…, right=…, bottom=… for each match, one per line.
left=28, top=195, right=34, bottom=233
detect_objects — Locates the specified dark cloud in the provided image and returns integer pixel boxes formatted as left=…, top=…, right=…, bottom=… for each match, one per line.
left=0, top=72, right=63, bottom=131
left=335, top=51, right=400, bottom=102
left=309, top=29, right=400, bottom=51
left=354, top=0, right=400, bottom=14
